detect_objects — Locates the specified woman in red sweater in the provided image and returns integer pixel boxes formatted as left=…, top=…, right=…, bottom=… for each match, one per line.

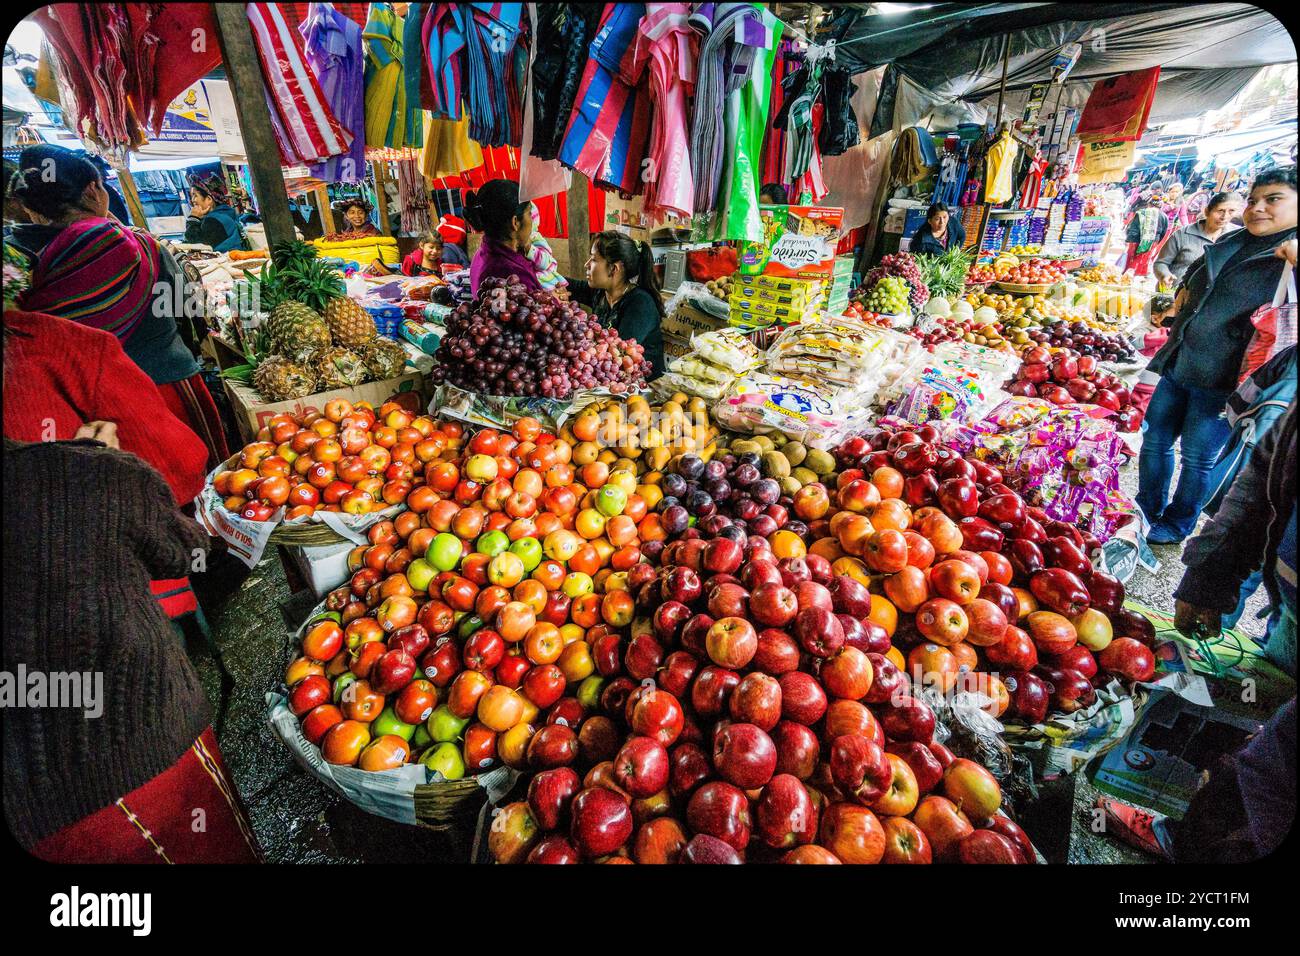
left=4, top=244, right=211, bottom=619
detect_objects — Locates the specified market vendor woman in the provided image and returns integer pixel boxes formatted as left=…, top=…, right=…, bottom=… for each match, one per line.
left=909, top=202, right=966, bottom=256
left=567, top=230, right=666, bottom=379
left=184, top=173, right=250, bottom=252
left=333, top=198, right=381, bottom=239
left=465, top=179, right=544, bottom=295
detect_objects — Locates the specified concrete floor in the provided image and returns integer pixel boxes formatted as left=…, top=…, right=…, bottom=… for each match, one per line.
left=190, top=453, right=1269, bottom=864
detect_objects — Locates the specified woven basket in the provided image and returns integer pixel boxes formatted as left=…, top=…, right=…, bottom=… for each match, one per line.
left=413, top=777, right=494, bottom=832
left=207, top=454, right=388, bottom=547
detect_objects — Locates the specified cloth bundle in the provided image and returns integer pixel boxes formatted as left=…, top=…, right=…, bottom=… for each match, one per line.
left=688, top=2, right=783, bottom=240
left=247, top=2, right=353, bottom=166
left=301, top=3, right=367, bottom=183
left=33, top=4, right=223, bottom=157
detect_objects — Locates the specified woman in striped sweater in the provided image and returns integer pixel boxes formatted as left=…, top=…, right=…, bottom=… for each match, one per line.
left=7, top=145, right=229, bottom=469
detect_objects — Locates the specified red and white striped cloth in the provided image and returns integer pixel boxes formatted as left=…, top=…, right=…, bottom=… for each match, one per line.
left=246, top=2, right=353, bottom=166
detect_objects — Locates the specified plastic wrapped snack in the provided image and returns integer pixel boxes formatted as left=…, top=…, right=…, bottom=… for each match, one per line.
left=690, top=328, right=762, bottom=373
left=670, top=356, right=736, bottom=385
left=714, top=372, right=872, bottom=447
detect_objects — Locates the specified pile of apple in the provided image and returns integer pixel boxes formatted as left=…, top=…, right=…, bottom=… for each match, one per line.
left=489, top=541, right=1039, bottom=865
left=999, top=259, right=1068, bottom=286
left=280, top=416, right=670, bottom=775
left=481, top=447, right=1046, bottom=865
left=212, top=399, right=433, bottom=521
left=1005, top=346, right=1145, bottom=431
left=828, top=426, right=1158, bottom=722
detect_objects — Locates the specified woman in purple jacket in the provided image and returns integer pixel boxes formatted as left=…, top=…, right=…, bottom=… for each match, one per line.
left=465, top=180, right=542, bottom=296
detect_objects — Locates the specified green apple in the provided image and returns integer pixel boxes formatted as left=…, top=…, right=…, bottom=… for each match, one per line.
left=371, top=705, right=415, bottom=741
left=562, top=571, right=594, bottom=599
left=427, top=704, right=470, bottom=743
left=427, top=533, right=463, bottom=572
left=332, top=671, right=359, bottom=704
left=596, top=485, right=627, bottom=517
left=576, top=675, right=606, bottom=712
left=509, top=537, right=543, bottom=572
left=410, top=723, right=433, bottom=752
left=406, top=557, right=437, bottom=592
left=421, top=742, right=465, bottom=780
left=476, top=529, right=510, bottom=557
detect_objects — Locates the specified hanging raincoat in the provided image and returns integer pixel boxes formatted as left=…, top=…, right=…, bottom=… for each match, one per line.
left=628, top=3, right=697, bottom=221
left=424, top=3, right=467, bottom=119
left=464, top=3, right=528, bottom=149
left=559, top=3, right=652, bottom=194
left=530, top=3, right=605, bottom=161
left=364, top=2, right=407, bottom=148
left=689, top=2, right=783, bottom=242
left=302, top=3, right=367, bottom=183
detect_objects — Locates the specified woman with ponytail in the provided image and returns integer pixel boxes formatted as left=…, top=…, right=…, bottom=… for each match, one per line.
left=464, top=179, right=544, bottom=295
left=567, top=230, right=666, bottom=378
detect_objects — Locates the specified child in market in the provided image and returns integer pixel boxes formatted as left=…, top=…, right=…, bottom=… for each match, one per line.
left=401, top=231, right=448, bottom=277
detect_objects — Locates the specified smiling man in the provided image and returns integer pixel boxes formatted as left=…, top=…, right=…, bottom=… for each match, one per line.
left=1139, top=166, right=1298, bottom=545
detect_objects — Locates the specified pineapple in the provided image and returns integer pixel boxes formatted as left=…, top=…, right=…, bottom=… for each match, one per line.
left=362, top=337, right=408, bottom=381
left=323, top=295, right=377, bottom=349
left=271, top=239, right=320, bottom=273
left=266, top=300, right=332, bottom=361
left=253, top=355, right=317, bottom=401
left=311, top=347, right=368, bottom=390
left=289, top=257, right=348, bottom=312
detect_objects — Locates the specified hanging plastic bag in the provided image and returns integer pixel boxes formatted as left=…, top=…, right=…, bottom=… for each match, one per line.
left=1239, top=261, right=1296, bottom=384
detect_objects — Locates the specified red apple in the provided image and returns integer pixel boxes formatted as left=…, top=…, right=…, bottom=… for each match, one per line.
left=569, top=787, right=633, bottom=858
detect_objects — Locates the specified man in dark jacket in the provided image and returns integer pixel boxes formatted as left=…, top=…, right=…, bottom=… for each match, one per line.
left=1099, top=402, right=1296, bottom=861
left=1137, top=166, right=1297, bottom=544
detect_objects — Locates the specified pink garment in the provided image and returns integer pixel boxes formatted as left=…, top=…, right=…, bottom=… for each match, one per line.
left=630, top=3, right=697, bottom=221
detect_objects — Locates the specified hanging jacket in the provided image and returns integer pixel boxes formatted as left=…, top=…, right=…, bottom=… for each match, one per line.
left=819, top=67, right=860, bottom=157
left=531, top=3, right=604, bottom=161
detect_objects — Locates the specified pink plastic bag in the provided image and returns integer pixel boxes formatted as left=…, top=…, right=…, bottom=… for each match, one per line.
left=1240, top=262, right=1296, bottom=384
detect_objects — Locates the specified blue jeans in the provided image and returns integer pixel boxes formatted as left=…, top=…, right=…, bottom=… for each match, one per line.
left=1222, top=570, right=1264, bottom=629
left=1137, top=375, right=1233, bottom=540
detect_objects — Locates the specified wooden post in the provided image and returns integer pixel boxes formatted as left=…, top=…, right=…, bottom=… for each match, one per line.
left=315, top=184, right=336, bottom=236
left=372, top=160, right=393, bottom=235
left=994, top=33, right=1012, bottom=129
left=110, top=162, right=149, bottom=228
left=213, top=3, right=296, bottom=247
left=567, top=175, right=591, bottom=277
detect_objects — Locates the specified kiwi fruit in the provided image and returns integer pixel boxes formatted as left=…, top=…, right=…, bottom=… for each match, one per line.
left=783, top=441, right=808, bottom=467
left=761, top=451, right=791, bottom=478
left=792, top=466, right=819, bottom=486
left=779, top=476, right=803, bottom=495
left=804, top=449, right=835, bottom=476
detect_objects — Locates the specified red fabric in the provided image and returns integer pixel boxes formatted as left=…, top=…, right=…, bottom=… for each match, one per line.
left=150, top=578, right=199, bottom=618
left=31, top=728, right=261, bottom=864
left=158, top=373, right=231, bottom=473
left=2, top=310, right=209, bottom=504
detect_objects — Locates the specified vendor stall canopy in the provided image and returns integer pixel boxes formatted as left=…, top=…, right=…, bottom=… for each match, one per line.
left=827, top=2, right=1296, bottom=132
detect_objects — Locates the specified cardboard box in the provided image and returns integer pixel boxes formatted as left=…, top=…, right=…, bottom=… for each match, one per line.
left=662, top=334, right=692, bottom=361
left=661, top=304, right=730, bottom=341
left=739, top=205, right=845, bottom=278
left=224, top=372, right=428, bottom=443
left=285, top=541, right=356, bottom=598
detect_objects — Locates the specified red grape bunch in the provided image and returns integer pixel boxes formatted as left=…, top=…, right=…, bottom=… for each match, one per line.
left=431, top=277, right=651, bottom=398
